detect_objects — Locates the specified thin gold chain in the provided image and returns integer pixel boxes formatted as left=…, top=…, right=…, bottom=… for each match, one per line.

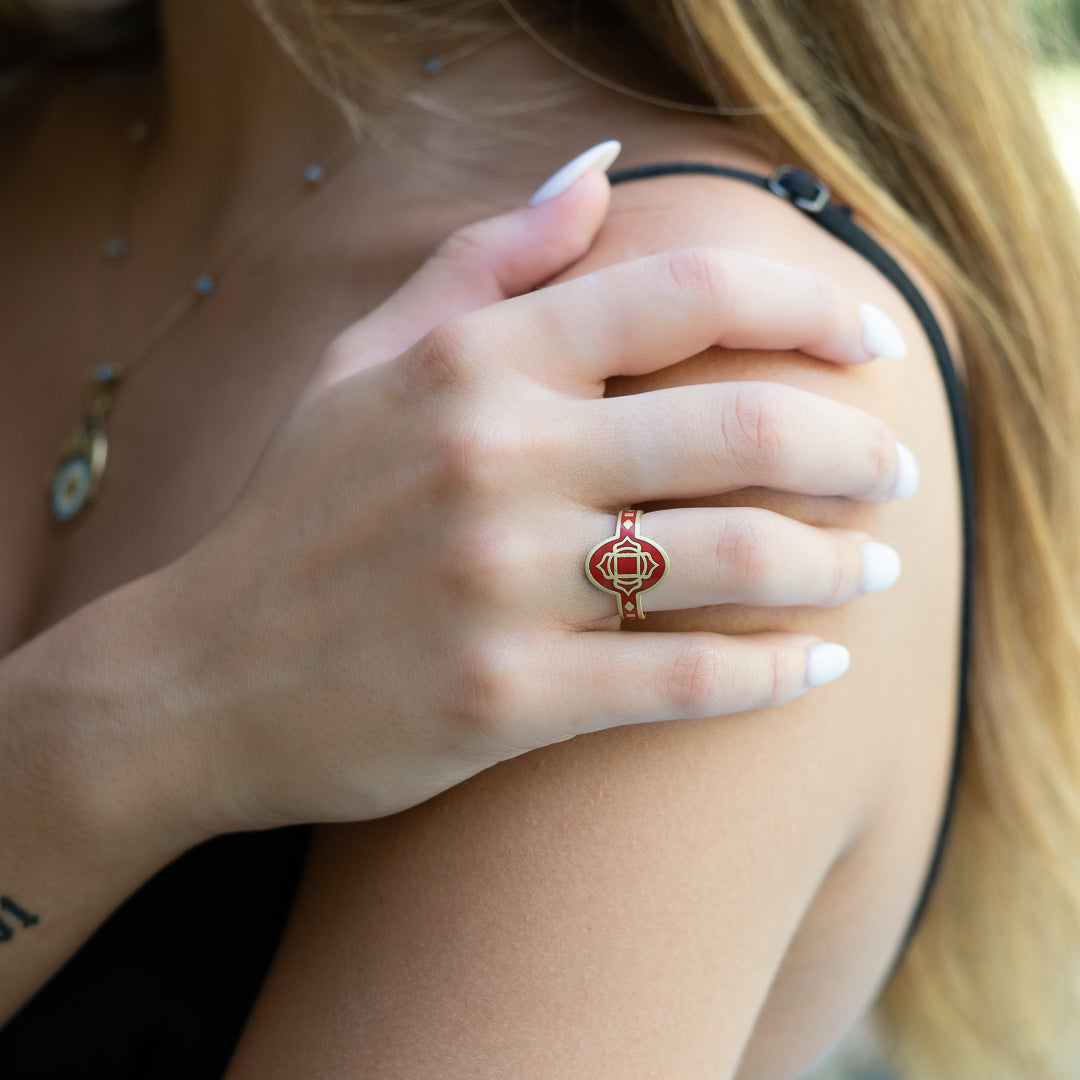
left=107, top=137, right=359, bottom=383
left=47, top=122, right=360, bottom=525
left=95, top=121, right=152, bottom=371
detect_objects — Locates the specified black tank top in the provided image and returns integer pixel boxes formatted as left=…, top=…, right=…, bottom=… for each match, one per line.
left=0, top=165, right=974, bottom=1078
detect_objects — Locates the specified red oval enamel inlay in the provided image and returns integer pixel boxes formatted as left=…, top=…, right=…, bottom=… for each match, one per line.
left=585, top=510, right=669, bottom=620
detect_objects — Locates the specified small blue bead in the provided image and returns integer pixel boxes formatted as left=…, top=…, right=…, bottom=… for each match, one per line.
left=423, top=56, right=444, bottom=75
left=101, top=237, right=128, bottom=259
left=304, top=163, right=324, bottom=184
left=194, top=274, right=215, bottom=295
left=95, top=363, right=115, bottom=384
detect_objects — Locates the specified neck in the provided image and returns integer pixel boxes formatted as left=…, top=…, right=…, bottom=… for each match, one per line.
left=155, top=0, right=349, bottom=189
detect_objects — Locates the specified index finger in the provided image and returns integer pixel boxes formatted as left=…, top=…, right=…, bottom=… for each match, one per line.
left=476, top=247, right=906, bottom=393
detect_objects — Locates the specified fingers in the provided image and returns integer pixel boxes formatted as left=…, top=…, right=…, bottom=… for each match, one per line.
left=570, top=381, right=918, bottom=505
left=517, top=631, right=851, bottom=740
left=442, top=247, right=905, bottom=393
left=307, top=166, right=612, bottom=397
left=466, top=504, right=898, bottom=631
left=603, top=509, right=900, bottom=615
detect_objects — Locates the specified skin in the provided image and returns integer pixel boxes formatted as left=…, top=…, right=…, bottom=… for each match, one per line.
left=222, top=184, right=962, bottom=1078
left=0, top=1, right=962, bottom=1077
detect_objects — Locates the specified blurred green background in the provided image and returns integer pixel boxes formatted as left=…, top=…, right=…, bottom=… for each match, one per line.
left=810, top=3, right=1077, bottom=1080
left=1032, top=0, right=1080, bottom=188
left=1038, top=62, right=1080, bottom=183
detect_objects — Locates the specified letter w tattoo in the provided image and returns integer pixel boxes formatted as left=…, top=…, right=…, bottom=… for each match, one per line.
left=0, top=896, right=39, bottom=943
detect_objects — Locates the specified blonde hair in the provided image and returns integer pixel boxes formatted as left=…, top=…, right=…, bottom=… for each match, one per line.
left=7, top=0, right=1080, bottom=1073
left=254, top=2, right=1080, bottom=1074
left=577, top=4, right=1080, bottom=1076
left=618, top=5, right=1080, bottom=1076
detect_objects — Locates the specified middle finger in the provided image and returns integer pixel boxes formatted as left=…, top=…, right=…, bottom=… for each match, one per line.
left=564, top=380, right=918, bottom=506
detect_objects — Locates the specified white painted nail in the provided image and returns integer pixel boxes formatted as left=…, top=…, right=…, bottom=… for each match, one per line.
left=859, top=301, right=907, bottom=360
left=529, top=140, right=623, bottom=207
left=806, top=643, right=851, bottom=687
left=860, top=541, right=902, bottom=593
left=893, top=441, right=920, bottom=498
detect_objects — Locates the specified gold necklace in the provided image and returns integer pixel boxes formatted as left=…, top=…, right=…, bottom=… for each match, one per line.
left=48, top=123, right=358, bottom=526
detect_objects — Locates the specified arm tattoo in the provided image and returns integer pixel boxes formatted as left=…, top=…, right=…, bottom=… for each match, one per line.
left=0, top=896, right=39, bottom=943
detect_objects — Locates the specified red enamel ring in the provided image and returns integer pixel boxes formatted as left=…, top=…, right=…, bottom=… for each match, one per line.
left=585, top=509, right=670, bottom=621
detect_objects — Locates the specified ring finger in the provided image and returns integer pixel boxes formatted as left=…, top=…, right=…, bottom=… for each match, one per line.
left=570, top=507, right=901, bottom=622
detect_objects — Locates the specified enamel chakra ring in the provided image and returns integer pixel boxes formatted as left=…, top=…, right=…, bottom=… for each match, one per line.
left=585, top=509, right=670, bottom=620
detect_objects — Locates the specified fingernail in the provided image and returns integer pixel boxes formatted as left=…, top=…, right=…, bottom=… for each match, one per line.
left=893, top=441, right=920, bottom=498
left=529, top=140, right=622, bottom=207
left=859, top=301, right=907, bottom=360
left=860, top=541, right=902, bottom=593
left=806, top=643, right=851, bottom=687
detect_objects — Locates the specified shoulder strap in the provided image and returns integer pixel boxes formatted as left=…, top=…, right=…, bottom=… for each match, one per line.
left=608, top=162, right=975, bottom=956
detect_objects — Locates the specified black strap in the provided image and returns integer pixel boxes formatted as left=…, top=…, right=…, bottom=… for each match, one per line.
left=608, top=162, right=975, bottom=955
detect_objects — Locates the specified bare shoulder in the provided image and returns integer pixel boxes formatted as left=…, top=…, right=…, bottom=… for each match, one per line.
left=223, top=143, right=965, bottom=1080
left=569, top=146, right=966, bottom=1074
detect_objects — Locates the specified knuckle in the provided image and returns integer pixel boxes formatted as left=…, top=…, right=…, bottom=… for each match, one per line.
left=715, top=509, right=775, bottom=600
left=431, top=412, right=522, bottom=494
left=825, top=538, right=862, bottom=607
left=451, top=639, right=525, bottom=738
left=763, top=645, right=801, bottom=708
left=727, top=640, right=807, bottom=712
left=862, top=415, right=896, bottom=498
left=667, top=637, right=727, bottom=715
left=720, top=383, right=788, bottom=468
left=411, top=314, right=486, bottom=391
left=439, top=523, right=519, bottom=605
left=664, top=247, right=737, bottom=313
left=806, top=271, right=842, bottom=348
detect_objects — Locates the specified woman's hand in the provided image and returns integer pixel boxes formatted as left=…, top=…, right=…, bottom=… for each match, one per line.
left=0, top=161, right=916, bottom=1019
left=159, top=164, right=916, bottom=832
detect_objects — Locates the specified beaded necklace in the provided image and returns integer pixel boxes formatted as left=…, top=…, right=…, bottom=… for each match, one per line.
left=48, top=118, right=357, bottom=525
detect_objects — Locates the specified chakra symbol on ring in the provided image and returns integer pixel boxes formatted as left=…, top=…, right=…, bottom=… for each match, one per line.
left=585, top=510, right=669, bottom=620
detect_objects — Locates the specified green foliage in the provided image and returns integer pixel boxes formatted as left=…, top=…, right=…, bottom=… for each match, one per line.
left=1061, top=0, right=1080, bottom=39
left=1028, top=0, right=1080, bottom=58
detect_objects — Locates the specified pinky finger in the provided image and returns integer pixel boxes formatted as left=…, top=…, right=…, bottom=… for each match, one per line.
left=544, top=631, right=850, bottom=737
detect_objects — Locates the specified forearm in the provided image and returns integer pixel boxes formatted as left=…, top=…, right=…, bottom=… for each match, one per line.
left=0, top=573, right=210, bottom=1023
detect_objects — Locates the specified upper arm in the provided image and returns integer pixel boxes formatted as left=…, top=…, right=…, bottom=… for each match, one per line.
left=224, top=172, right=964, bottom=1080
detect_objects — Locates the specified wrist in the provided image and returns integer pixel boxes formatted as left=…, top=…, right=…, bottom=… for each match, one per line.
left=0, top=570, right=221, bottom=874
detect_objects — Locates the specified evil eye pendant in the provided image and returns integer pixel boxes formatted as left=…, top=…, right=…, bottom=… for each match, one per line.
left=49, top=421, right=108, bottom=525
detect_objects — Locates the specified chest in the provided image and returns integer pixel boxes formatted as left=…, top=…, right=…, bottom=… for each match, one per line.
left=0, top=199, right=426, bottom=647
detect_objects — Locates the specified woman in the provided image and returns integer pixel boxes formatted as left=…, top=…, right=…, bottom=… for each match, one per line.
left=0, top=1, right=1077, bottom=1078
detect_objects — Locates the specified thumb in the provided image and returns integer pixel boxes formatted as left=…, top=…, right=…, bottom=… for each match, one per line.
left=307, top=141, right=620, bottom=396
